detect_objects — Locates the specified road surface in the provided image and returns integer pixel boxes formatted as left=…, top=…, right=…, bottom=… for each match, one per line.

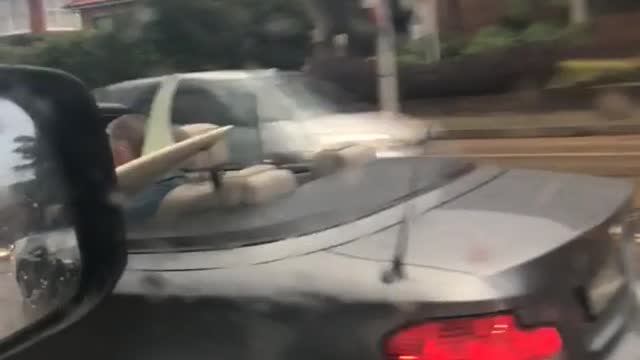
left=0, top=264, right=30, bottom=339
left=424, top=133, right=640, bottom=207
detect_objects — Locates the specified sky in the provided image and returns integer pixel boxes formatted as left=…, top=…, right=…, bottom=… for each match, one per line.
left=0, top=98, right=36, bottom=190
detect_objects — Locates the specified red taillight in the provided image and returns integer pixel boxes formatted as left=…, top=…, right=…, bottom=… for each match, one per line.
left=385, top=315, right=563, bottom=360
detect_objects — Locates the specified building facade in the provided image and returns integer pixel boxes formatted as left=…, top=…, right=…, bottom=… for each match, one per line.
left=65, top=0, right=145, bottom=31
left=0, top=0, right=81, bottom=37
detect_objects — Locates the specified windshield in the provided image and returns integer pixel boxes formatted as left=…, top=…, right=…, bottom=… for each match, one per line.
left=180, top=75, right=342, bottom=123
left=264, top=73, right=374, bottom=116
left=271, top=74, right=341, bottom=116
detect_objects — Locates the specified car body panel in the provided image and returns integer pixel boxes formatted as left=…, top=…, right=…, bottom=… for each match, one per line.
left=113, top=163, right=632, bottom=304
left=334, top=168, right=633, bottom=275
left=9, top=157, right=638, bottom=360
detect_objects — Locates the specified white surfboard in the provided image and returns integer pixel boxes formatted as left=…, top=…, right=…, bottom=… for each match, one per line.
left=117, top=126, right=232, bottom=194
left=142, top=74, right=181, bottom=156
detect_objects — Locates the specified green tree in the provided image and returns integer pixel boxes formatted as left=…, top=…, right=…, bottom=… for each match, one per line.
left=236, top=0, right=312, bottom=68
left=12, top=134, right=61, bottom=229
left=7, top=30, right=158, bottom=88
left=592, top=0, right=640, bottom=14
left=0, top=0, right=314, bottom=87
left=13, top=135, right=37, bottom=172
left=142, top=0, right=244, bottom=70
left=142, top=0, right=312, bottom=70
left=304, top=0, right=376, bottom=56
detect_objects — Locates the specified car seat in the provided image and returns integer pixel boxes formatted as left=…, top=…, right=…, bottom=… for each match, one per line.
left=154, top=124, right=296, bottom=220
left=177, top=123, right=230, bottom=184
left=220, top=165, right=296, bottom=207
left=153, top=123, right=230, bottom=219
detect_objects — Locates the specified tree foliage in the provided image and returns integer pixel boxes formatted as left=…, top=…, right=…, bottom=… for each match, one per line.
left=131, top=0, right=312, bottom=71
left=12, top=133, right=65, bottom=230
left=463, top=26, right=520, bottom=55
left=0, top=0, right=313, bottom=88
left=23, top=31, right=156, bottom=88
left=592, top=0, right=640, bottom=14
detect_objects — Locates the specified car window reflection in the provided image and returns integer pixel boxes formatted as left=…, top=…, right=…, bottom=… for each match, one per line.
left=0, top=97, right=79, bottom=337
left=0, top=99, right=37, bottom=246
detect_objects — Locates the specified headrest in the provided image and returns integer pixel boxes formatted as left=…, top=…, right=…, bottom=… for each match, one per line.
left=221, top=165, right=296, bottom=206
left=244, top=168, right=297, bottom=205
left=311, top=144, right=377, bottom=177
left=219, top=165, right=276, bottom=206
left=155, top=182, right=220, bottom=221
left=179, top=123, right=229, bottom=171
left=155, top=165, right=296, bottom=220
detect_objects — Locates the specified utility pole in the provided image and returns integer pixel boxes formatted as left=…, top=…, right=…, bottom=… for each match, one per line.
left=569, top=0, right=589, bottom=25
left=411, top=0, right=440, bottom=62
left=363, top=0, right=400, bottom=117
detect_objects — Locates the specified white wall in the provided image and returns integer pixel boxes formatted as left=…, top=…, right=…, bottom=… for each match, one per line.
left=0, top=0, right=30, bottom=36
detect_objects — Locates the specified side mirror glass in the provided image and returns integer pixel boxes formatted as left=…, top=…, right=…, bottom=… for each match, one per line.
left=0, top=65, right=126, bottom=358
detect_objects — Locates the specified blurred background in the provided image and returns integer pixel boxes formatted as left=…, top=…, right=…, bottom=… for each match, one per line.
left=3, top=0, right=640, bottom=206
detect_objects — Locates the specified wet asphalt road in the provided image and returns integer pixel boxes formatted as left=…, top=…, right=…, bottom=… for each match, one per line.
left=0, top=267, right=29, bottom=339
left=423, top=133, right=640, bottom=207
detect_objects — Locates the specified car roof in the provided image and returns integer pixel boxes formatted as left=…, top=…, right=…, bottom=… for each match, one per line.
left=100, top=69, right=283, bottom=90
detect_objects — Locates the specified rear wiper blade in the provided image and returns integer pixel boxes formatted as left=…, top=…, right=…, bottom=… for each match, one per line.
left=382, top=206, right=412, bottom=283
left=381, top=168, right=418, bottom=284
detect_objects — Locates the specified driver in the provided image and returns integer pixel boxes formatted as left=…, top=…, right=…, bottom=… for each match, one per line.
left=107, top=114, right=190, bottom=223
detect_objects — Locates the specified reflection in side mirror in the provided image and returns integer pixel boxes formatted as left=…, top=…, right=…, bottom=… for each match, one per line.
left=0, top=66, right=126, bottom=358
left=0, top=98, right=77, bottom=333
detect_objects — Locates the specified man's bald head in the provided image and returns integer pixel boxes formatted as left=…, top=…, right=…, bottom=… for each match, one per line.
left=107, top=114, right=190, bottom=166
left=107, top=114, right=146, bottom=162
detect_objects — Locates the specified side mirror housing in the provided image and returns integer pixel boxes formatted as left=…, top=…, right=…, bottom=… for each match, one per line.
left=0, top=65, right=126, bottom=358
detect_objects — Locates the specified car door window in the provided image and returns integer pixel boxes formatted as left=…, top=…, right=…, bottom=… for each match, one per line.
left=249, top=78, right=318, bottom=159
left=93, top=82, right=160, bottom=116
left=128, top=84, right=160, bottom=115
left=172, top=85, right=235, bottom=126
left=172, top=82, right=262, bottom=166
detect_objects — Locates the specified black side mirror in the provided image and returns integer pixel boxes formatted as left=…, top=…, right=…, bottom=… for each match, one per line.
left=0, top=65, right=126, bottom=358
